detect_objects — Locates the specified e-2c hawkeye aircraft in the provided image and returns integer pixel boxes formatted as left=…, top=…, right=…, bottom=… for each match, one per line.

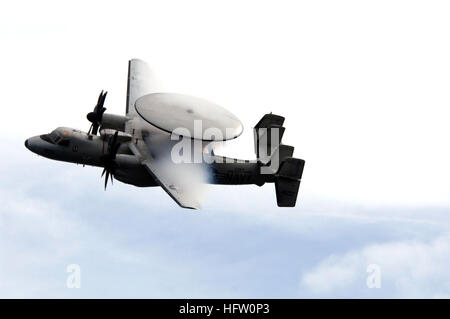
left=25, top=59, right=305, bottom=209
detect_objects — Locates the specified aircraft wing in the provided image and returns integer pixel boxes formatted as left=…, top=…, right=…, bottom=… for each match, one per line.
left=125, top=59, right=206, bottom=209
left=141, top=158, right=202, bottom=210
left=128, top=140, right=203, bottom=210
left=126, top=59, right=158, bottom=117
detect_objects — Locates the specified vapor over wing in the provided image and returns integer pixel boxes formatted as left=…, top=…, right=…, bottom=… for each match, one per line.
left=129, top=135, right=209, bottom=210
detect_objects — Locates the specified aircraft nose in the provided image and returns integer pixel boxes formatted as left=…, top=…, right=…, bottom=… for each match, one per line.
left=24, top=136, right=40, bottom=154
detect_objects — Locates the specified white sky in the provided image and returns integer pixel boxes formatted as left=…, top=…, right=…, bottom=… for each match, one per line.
left=2, top=0, right=450, bottom=298
left=2, top=1, right=450, bottom=204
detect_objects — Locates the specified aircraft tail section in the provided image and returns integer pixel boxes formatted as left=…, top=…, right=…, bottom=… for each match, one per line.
left=275, top=157, right=305, bottom=207
left=253, top=113, right=305, bottom=206
left=254, top=113, right=298, bottom=170
left=253, top=113, right=285, bottom=164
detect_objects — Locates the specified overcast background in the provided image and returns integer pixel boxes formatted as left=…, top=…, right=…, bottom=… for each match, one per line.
left=1, top=0, right=450, bottom=298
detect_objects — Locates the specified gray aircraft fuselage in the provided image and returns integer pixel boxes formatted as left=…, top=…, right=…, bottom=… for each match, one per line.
left=25, top=126, right=272, bottom=188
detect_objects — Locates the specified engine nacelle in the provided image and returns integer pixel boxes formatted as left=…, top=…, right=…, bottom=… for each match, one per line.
left=114, top=154, right=141, bottom=169
left=101, top=113, right=129, bottom=132
left=113, top=154, right=158, bottom=187
left=100, top=129, right=132, bottom=143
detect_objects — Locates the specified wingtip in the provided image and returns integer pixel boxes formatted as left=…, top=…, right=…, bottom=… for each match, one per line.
left=180, top=203, right=201, bottom=210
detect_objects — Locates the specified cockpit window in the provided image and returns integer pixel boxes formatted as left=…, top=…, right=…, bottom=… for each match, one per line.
left=49, top=131, right=60, bottom=143
left=40, top=130, right=69, bottom=146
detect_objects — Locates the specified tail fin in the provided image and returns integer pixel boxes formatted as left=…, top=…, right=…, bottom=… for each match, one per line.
left=253, top=113, right=285, bottom=164
left=275, top=157, right=305, bottom=207
left=254, top=113, right=305, bottom=207
left=254, top=113, right=294, bottom=173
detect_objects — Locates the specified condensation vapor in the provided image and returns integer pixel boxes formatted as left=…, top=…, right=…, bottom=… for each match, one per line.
left=145, top=135, right=211, bottom=206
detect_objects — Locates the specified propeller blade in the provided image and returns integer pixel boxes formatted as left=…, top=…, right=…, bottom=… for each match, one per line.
left=100, top=91, right=107, bottom=107
left=100, top=130, right=120, bottom=190
left=112, top=130, right=118, bottom=145
left=92, top=123, right=99, bottom=136
left=112, top=143, right=120, bottom=158
left=87, top=90, right=108, bottom=136
left=104, top=170, right=110, bottom=190
left=97, top=90, right=105, bottom=107
left=110, top=131, right=119, bottom=157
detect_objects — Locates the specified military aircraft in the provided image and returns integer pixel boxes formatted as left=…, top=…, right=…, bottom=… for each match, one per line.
left=25, top=59, right=305, bottom=209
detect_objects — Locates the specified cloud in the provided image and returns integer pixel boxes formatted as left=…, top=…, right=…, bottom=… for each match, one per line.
left=2, top=137, right=450, bottom=298
left=300, top=234, right=450, bottom=298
